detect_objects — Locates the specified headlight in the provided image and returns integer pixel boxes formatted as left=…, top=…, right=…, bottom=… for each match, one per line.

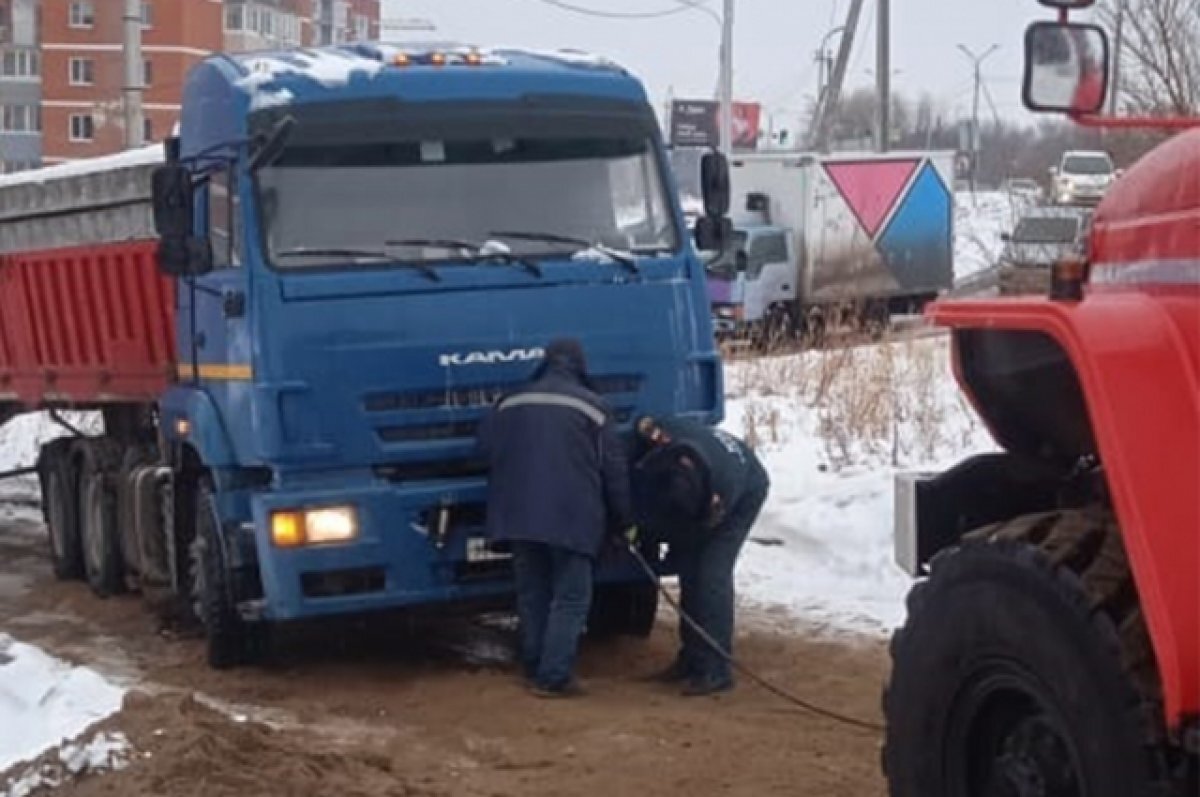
left=271, top=506, right=359, bottom=547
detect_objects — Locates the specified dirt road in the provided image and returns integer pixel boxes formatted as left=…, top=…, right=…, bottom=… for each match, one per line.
left=0, top=508, right=889, bottom=797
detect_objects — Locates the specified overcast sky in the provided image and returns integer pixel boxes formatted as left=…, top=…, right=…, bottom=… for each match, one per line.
left=384, top=0, right=1068, bottom=132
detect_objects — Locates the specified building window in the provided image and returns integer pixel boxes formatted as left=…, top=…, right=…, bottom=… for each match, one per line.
left=353, top=14, right=368, bottom=41
left=69, top=56, right=94, bottom=86
left=1, top=103, right=39, bottom=132
left=143, top=118, right=153, bottom=142
left=69, top=113, right=94, bottom=142
left=1, top=49, right=39, bottom=78
left=143, top=58, right=152, bottom=86
left=141, top=1, right=153, bottom=28
left=223, top=4, right=243, bottom=32
left=69, top=1, right=95, bottom=29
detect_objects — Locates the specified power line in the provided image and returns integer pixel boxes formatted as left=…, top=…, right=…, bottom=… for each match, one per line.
left=529, top=0, right=711, bottom=21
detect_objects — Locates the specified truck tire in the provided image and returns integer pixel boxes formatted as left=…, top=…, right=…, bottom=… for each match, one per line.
left=78, top=440, right=125, bottom=598
left=38, top=440, right=83, bottom=580
left=189, top=478, right=258, bottom=669
left=587, top=582, right=659, bottom=639
left=883, top=510, right=1179, bottom=797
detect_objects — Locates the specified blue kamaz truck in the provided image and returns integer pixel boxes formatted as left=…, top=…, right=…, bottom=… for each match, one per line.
left=0, top=45, right=728, bottom=667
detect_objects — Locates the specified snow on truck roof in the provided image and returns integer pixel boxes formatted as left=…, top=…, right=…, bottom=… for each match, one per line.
left=0, top=144, right=163, bottom=190
left=232, top=44, right=629, bottom=109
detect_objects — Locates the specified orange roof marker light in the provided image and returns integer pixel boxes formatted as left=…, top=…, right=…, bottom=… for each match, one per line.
left=465, top=50, right=484, bottom=66
left=429, top=52, right=447, bottom=67
left=392, top=52, right=411, bottom=67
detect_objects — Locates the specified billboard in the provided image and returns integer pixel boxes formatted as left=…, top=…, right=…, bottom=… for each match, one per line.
left=669, top=100, right=761, bottom=150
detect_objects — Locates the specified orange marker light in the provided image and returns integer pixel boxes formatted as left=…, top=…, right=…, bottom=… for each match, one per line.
left=271, top=511, right=304, bottom=548
left=392, top=53, right=411, bottom=67
left=430, top=52, right=447, bottom=66
left=465, top=51, right=483, bottom=66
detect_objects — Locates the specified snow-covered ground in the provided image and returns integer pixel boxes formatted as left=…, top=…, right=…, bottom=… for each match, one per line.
left=0, top=635, right=126, bottom=775
left=724, top=336, right=994, bottom=636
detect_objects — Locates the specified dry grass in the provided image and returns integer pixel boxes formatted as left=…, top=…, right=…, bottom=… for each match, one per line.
left=729, top=330, right=984, bottom=471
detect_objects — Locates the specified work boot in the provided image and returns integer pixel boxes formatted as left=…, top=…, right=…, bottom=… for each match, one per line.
left=681, top=676, right=734, bottom=697
left=646, top=659, right=691, bottom=684
left=529, top=679, right=588, bottom=699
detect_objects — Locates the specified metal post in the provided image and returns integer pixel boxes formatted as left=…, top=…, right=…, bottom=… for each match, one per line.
left=122, top=0, right=144, bottom=149
left=876, top=0, right=890, bottom=152
left=1109, top=0, right=1124, bottom=115
left=957, top=44, right=999, bottom=194
left=718, top=0, right=734, bottom=154
left=814, top=0, right=866, bottom=152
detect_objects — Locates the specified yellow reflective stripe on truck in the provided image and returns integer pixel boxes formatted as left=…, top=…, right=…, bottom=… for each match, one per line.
left=176, top=364, right=253, bottom=381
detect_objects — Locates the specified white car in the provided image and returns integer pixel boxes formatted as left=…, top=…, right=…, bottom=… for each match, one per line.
left=1051, top=150, right=1118, bottom=206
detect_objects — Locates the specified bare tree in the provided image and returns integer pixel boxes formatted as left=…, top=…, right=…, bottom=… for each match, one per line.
left=1099, top=0, right=1199, bottom=115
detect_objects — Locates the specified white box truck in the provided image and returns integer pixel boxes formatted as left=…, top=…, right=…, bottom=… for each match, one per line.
left=700, top=150, right=956, bottom=336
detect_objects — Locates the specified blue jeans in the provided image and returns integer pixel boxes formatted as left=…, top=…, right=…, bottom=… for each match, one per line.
left=511, top=541, right=594, bottom=690
left=673, top=480, right=768, bottom=685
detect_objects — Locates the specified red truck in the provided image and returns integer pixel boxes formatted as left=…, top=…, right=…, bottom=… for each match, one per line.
left=884, top=8, right=1198, bottom=797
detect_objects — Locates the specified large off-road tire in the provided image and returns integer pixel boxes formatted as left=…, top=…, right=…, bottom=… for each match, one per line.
left=77, top=440, right=125, bottom=598
left=588, top=581, right=659, bottom=639
left=189, top=478, right=259, bottom=669
left=38, top=440, right=83, bottom=580
left=883, top=509, right=1180, bottom=797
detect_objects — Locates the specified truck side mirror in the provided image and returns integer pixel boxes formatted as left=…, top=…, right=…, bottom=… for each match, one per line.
left=1023, top=21, right=1109, bottom=115
left=694, top=216, right=733, bottom=252
left=700, top=151, right=731, bottom=218
left=152, top=164, right=192, bottom=239
left=152, top=164, right=213, bottom=277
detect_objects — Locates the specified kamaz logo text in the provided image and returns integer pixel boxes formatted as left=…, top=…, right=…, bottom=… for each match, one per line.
left=439, top=348, right=545, bottom=367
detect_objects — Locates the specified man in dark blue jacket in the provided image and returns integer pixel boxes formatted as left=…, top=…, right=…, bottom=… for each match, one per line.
left=477, top=339, right=634, bottom=698
left=633, top=415, right=770, bottom=696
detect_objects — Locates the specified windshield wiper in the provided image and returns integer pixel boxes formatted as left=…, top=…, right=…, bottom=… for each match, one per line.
left=385, top=238, right=543, bottom=278
left=489, top=230, right=640, bottom=274
left=275, top=248, right=441, bottom=281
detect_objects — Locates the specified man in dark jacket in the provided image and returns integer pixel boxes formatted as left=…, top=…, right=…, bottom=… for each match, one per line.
left=477, top=339, right=634, bottom=698
left=633, top=415, right=770, bottom=696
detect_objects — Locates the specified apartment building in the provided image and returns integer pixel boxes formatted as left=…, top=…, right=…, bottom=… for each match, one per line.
left=0, top=0, right=41, bottom=173
left=7, top=0, right=381, bottom=170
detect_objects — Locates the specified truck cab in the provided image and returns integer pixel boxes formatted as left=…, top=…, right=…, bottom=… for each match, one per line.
left=704, top=224, right=797, bottom=334
left=145, top=44, right=726, bottom=663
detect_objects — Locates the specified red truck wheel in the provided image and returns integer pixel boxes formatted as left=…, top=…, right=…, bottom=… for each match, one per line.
left=883, top=510, right=1178, bottom=797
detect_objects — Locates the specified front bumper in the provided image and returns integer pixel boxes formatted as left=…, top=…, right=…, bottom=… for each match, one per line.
left=245, top=478, right=659, bottom=621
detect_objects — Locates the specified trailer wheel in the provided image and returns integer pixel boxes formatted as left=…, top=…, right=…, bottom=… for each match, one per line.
left=587, top=582, right=659, bottom=639
left=883, top=510, right=1178, bottom=797
left=189, top=478, right=257, bottom=669
left=78, top=441, right=124, bottom=598
left=38, top=440, right=83, bottom=580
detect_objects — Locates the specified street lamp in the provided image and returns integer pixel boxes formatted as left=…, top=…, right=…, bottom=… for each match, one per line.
left=957, top=43, right=1000, bottom=192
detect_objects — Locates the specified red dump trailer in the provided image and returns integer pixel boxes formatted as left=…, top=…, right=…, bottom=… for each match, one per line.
left=0, top=148, right=173, bottom=421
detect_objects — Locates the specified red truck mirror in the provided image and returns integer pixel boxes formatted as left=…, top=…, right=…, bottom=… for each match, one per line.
left=1023, top=21, right=1109, bottom=115
left=1036, top=0, right=1094, bottom=7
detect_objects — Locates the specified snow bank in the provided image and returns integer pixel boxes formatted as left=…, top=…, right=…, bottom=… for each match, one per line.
left=0, top=635, right=126, bottom=772
left=0, top=413, right=97, bottom=502
left=723, top=337, right=994, bottom=635
left=0, top=146, right=162, bottom=190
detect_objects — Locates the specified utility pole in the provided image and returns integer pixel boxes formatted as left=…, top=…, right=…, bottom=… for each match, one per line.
left=814, top=0, right=865, bottom=152
left=718, top=0, right=734, bottom=154
left=957, top=44, right=999, bottom=193
left=1109, top=0, right=1124, bottom=115
left=122, top=0, right=144, bottom=149
left=876, top=0, right=890, bottom=152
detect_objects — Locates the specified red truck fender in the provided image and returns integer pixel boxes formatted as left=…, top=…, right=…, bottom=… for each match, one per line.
left=932, top=294, right=1200, bottom=728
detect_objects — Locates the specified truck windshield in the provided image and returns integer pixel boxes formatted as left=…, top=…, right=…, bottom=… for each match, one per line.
left=1012, top=217, right=1080, bottom=243
left=256, top=130, right=678, bottom=269
left=1062, top=155, right=1112, bottom=175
